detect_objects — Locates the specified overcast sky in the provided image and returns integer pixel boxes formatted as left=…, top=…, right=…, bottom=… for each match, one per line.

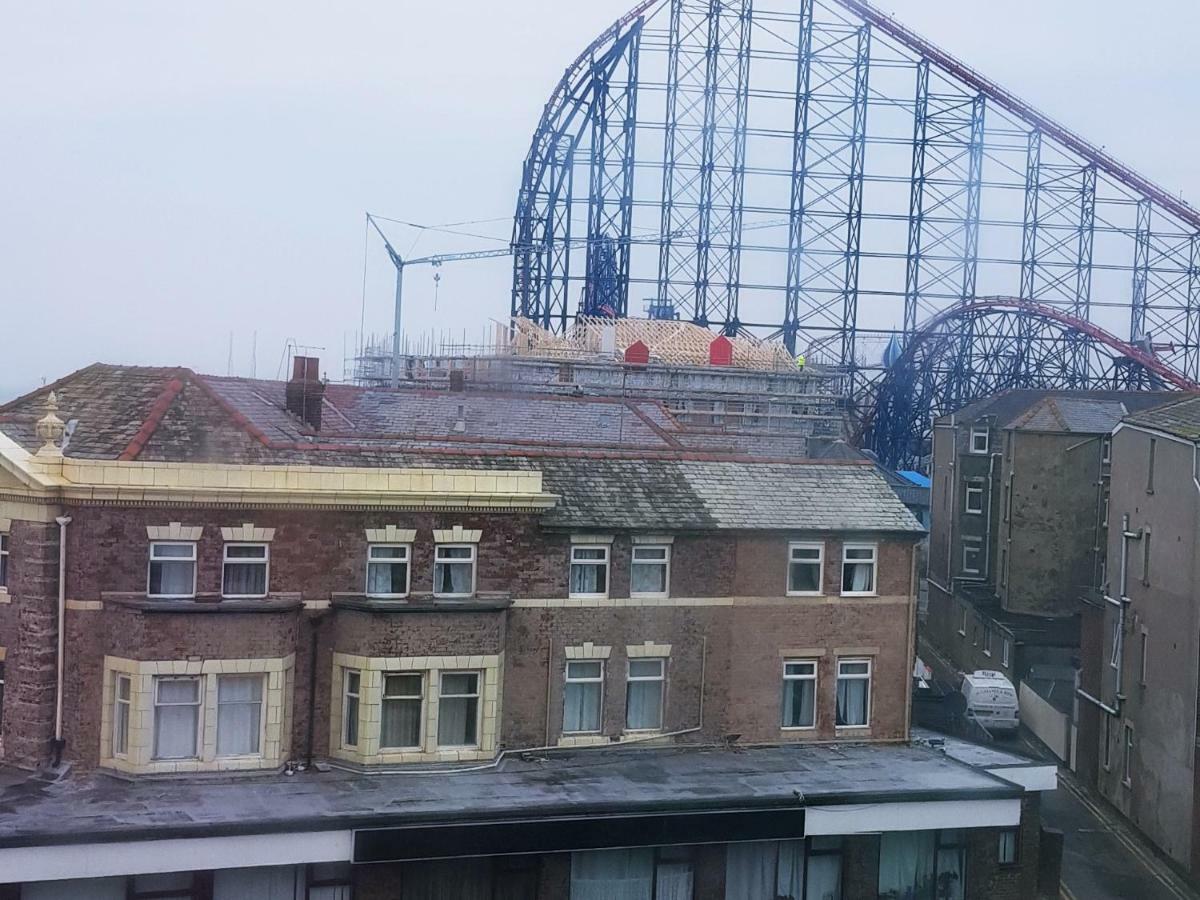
left=3, top=0, right=1198, bottom=399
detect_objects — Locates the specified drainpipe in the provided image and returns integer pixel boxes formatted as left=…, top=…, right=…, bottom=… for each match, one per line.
left=304, top=611, right=326, bottom=768
left=52, top=515, right=72, bottom=766
left=1077, top=513, right=1139, bottom=717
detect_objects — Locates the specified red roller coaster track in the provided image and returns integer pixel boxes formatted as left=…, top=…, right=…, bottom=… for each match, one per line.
left=907, top=297, right=1199, bottom=391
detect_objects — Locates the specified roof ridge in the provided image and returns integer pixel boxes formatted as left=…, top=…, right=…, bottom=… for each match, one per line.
left=117, top=368, right=195, bottom=461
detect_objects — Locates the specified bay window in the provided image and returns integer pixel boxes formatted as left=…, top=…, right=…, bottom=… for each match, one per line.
left=564, top=660, right=604, bottom=734
left=570, top=545, right=610, bottom=598
left=841, top=543, right=877, bottom=595
left=342, top=670, right=361, bottom=749
left=437, top=671, right=480, bottom=747
left=222, top=543, right=268, bottom=598
left=215, top=674, right=264, bottom=757
left=148, top=542, right=197, bottom=598
left=381, top=673, right=423, bottom=749
left=153, top=676, right=201, bottom=760
left=112, top=674, right=131, bottom=757
left=835, top=658, right=871, bottom=728
left=630, top=545, right=670, bottom=598
left=366, top=544, right=410, bottom=598
left=626, top=658, right=665, bottom=731
left=433, top=545, right=475, bottom=597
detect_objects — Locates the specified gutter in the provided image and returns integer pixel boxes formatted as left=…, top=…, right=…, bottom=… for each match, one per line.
left=52, top=515, right=72, bottom=766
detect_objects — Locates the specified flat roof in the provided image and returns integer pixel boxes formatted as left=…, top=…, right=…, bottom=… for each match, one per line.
left=0, top=742, right=1021, bottom=849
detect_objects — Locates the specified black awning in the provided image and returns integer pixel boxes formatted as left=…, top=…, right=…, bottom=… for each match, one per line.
left=354, top=805, right=806, bottom=863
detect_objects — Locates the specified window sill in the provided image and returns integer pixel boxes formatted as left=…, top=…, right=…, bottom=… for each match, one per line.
left=558, top=734, right=610, bottom=748
left=839, top=592, right=878, bottom=598
left=786, top=591, right=824, bottom=598
left=781, top=726, right=817, bottom=733
left=0, top=589, right=9, bottom=605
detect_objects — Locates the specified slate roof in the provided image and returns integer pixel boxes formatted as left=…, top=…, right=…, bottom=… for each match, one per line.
left=1122, top=393, right=1200, bottom=440
left=0, top=742, right=1020, bottom=847
left=0, top=364, right=923, bottom=535
left=941, top=389, right=1175, bottom=434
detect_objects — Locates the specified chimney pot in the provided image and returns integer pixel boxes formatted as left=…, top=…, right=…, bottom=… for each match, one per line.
left=285, top=356, right=325, bottom=431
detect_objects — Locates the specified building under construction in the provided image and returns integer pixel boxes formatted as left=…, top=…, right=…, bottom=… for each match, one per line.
left=352, top=317, right=849, bottom=449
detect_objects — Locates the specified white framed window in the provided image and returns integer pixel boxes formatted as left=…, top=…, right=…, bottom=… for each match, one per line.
left=998, top=829, right=1019, bottom=865
left=626, top=658, right=665, bottom=731
left=841, top=543, right=877, bottom=596
left=222, top=543, right=269, bottom=598
left=342, top=669, right=361, bottom=749
left=569, top=545, right=610, bottom=598
left=147, top=541, right=197, bottom=599
left=0, top=532, right=8, bottom=588
left=366, top=544, right=410, bottom=598
left=962, top=538, right=983, bottom=575
left=787, top=542, right=824, bottom=595
left=381, top=673, right=423, bottom=749
left=631, top=545, right=670, bottom=598
left=563, top=660, right=604, bottom=734
left=970, top=427, right=989, bottom=454
left=1123, top=724, right=1134, bottom=787
left=153, top=676, right=201, bottom=760
left=958, top=605, right=968, bottom=637
left=1110, top=617, right=1122, bottom=669
left=1102, top=493, right=1109, bottom=527
left=982, top=624, right=992, bottom=657
left=216, top=674, right=264, bottom=757
left=1102, top=715, right=1111, bottom=770
left=835, top=658, right=871, bottom=728
left=781, top=660, right=817, bottom=729
left=433, top=544, right=476, bottom=597
left=964, top=483, right=985, bottom=514
left=1101, top=436, right=1112, bottom=464
left=112, top=674, right=131, bottom=757
left=1002, top=638, right=1011, bottom=669
left=437, top=671, right=481, bottom=747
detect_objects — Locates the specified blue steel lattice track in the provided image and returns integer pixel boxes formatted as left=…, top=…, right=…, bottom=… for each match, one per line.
left=510, top=0, right=1200, bottom=469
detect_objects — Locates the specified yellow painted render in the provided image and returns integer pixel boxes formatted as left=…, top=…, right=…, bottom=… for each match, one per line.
left=329, top=652, right=502, bottom=767
left=99, top=654, right=294, bottom=775
left=0, top=431, right=557, bottom=511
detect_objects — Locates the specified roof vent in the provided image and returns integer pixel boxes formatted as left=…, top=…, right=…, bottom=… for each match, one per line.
left=285, top=356, right=325, bottom=432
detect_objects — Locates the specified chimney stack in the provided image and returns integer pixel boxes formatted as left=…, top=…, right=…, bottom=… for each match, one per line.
left=285, top=356, right=325, bottom=431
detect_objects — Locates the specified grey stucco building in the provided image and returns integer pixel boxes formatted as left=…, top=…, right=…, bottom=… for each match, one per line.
left=1080, top=395, right=1200, bottom=875
left=926, top=391, right=1168, bottom=689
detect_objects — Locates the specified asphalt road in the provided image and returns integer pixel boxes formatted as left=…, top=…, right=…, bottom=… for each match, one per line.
left=1005, top=733, right=1200, bottom=900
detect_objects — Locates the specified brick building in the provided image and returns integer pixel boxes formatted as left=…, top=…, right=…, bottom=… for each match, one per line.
left=0, top=363, right=1055, bottom=898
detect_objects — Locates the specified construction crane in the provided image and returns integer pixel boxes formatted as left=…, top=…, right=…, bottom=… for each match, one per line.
left=366, top=213, right=799, bottom=387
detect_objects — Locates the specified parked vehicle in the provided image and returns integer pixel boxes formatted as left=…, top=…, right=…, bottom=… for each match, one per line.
left=960, top=670, right=1020, bottom=734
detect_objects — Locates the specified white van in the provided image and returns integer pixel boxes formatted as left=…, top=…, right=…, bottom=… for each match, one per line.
left=960, top=670, right=1020, bottom=733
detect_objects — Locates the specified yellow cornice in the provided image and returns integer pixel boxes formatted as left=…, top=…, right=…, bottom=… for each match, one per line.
left=0, top=433, right=557, bottom=511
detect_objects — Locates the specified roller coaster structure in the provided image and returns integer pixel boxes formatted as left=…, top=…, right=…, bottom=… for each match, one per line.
left=511, top=0, right=1200, bottom=468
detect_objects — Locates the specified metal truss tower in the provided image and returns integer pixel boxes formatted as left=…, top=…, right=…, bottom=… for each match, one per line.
left=512, top=0, right=1200, bottom=467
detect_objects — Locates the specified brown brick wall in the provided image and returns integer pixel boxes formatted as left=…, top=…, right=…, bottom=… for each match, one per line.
left=0, top=520, right=60, bottom=768
left=0, top=503, right=917, bottom=770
